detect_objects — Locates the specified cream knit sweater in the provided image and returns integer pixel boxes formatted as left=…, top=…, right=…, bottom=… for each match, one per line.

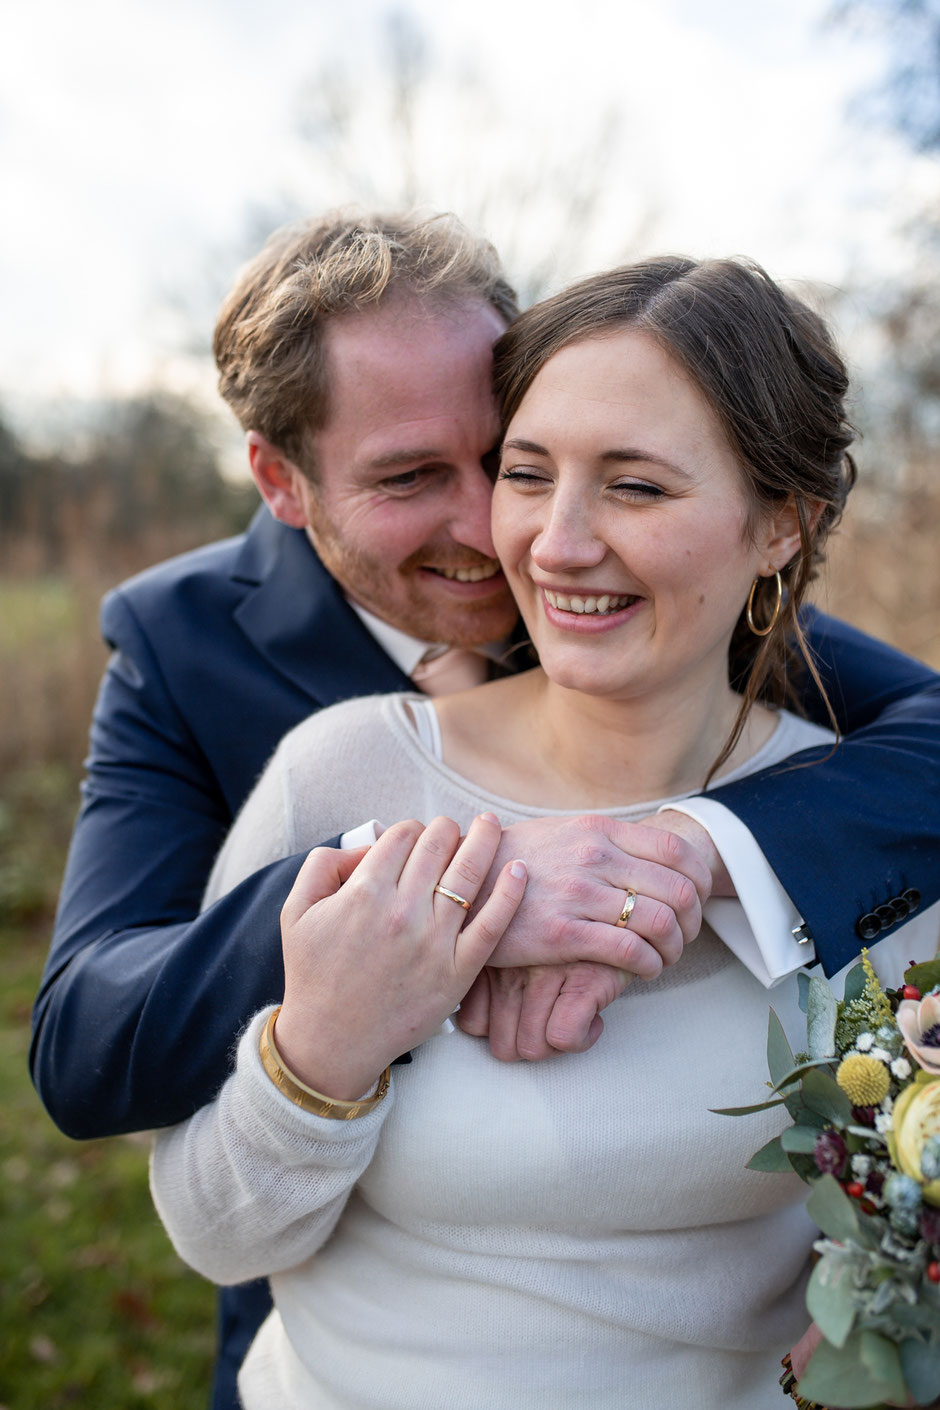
left=151, top=696, right=921, bottom=1410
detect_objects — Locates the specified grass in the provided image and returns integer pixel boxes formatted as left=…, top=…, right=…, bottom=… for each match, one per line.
left=0, top=765, right=215, bottom=1410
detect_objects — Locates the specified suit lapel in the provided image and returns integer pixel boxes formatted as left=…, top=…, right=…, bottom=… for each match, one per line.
left=231, top=509, right=413, bottom=706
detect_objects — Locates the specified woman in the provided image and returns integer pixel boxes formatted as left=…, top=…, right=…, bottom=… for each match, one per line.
left=151, top=257, right=938, bottom=1408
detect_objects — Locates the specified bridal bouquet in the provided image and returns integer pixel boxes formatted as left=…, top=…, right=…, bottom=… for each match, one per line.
left=715, top=951, right=940, bottom=1408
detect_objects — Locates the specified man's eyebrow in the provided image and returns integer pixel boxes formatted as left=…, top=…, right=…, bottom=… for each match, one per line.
left=366, top=448, right=444, bottom=470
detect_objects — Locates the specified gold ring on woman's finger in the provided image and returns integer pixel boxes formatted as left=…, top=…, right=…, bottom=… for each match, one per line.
left=433, top=883, right=472, bottom=911
left=615, top=888, right=638, bottom=928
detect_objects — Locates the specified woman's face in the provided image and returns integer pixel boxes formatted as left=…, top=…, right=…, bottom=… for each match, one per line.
left=492, top=327, right=797, bottom=704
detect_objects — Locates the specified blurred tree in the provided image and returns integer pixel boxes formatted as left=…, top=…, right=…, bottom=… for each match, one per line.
left=833, top=0, right=940, bottom=151
left=829, top=0, right=940, bottom=494
left=286, top=8, right=650, bottom=309
left=0, top=392, right=254, bottom=578
left=818, top=0, right=940, bottom=664
left=168, top=4, right=656, bottom=357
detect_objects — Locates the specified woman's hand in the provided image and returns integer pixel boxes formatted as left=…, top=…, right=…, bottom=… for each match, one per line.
left=272, top=813, right=526, bottom=1102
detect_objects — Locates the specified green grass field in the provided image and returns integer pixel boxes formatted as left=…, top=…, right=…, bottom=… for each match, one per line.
left=0, top=765, right=215, bottom=1409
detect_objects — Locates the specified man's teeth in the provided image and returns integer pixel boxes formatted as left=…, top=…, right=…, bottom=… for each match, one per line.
left=544, top=590, right=637, bottom=615
left=436, top=562, right=501, bottom=583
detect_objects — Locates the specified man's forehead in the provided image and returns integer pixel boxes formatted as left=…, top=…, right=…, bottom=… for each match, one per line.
left=316, top=299, right=504, bottom=464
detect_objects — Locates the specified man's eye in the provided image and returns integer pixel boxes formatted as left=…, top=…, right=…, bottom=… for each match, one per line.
left=381, top=469, right=426, bottom=491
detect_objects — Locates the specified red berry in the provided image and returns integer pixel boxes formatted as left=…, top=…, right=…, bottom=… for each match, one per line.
left=902, top=985, right=922, bottom=1001
left=859, top=1198, right=877, bottom=1215
left=846, top=1181, right=865, bottom=1199
left=928, top=1262, right=940, bottom=1284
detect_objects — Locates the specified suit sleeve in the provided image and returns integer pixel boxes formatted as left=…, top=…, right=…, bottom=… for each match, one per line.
left=29, top=590, right=330, bottom=1140
left=706, top=608, right=940, bottom=975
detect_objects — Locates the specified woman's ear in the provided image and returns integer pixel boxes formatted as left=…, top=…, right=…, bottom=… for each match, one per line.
left=246, top=432, right=309, bottom=528
left=759, top=494, right=816, bottom=573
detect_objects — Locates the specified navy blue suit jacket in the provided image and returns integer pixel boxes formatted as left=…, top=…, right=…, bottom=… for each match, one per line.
left=30, top=507, right=940, bottom=1407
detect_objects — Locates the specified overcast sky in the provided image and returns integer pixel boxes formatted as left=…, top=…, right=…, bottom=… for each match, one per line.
left=1, top=0, right=927, bottom=427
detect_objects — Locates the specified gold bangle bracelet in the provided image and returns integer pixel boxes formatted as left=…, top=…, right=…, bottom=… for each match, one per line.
left=259, top=1007, right=390, bottom=1120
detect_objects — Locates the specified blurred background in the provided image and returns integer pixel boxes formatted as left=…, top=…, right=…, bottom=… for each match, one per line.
left=1, top=0, right=938, bottom=1404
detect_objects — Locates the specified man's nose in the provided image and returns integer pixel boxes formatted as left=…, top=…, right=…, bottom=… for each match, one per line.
left=530, top=494, right=606, bottom=574
left=449, top=463, right=498, bottom=556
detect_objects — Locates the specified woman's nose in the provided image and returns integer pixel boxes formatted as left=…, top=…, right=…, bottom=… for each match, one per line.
left=529, top=497, right=606, bottom=574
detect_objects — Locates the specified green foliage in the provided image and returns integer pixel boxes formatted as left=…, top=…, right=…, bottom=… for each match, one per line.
left=807, top=976, right=838, bottom=1058
left=0, top=765, right=79, bottom=923
left=807, top=1253, right=859, bottom=1348
left=906, top=957, right=940, bottom=995
left=797, top=1326, right=907, bottom=1407
left=0, top=769, right=214, bottom=1409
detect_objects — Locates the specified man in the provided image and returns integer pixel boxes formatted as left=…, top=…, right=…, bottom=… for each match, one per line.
left=31, top=211, right=940, bottom=1409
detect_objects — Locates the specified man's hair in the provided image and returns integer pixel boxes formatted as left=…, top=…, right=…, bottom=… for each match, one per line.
left=214, top=210, right=519, bottom=472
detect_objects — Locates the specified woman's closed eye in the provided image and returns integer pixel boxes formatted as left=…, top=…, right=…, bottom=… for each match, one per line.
left=498, top=468, right=667, bottom=502
left=611, top=480, right=666, bottom=501
left=496, top=467, right=550, bottom=487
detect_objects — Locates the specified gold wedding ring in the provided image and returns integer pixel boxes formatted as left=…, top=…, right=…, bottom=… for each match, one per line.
left=615, top=888, right=638, bottom=928
left=433, top=883, right=472, bottom=911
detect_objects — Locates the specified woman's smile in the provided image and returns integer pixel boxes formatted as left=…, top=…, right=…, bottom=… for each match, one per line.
left=538, top=585, right=645, bottom=632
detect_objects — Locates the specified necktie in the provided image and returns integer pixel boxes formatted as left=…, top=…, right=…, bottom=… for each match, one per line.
left=410, top=647, right=490, bottom=697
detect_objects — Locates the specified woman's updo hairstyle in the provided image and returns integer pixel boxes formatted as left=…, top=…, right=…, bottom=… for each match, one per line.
left=492, top=256, right=857, bottom=775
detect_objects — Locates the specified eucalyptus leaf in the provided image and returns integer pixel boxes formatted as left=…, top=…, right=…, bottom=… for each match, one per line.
left=745, top=1135, right=792, bottom=1172
left=806, top=1175, right=860, bottom=1243
left=842, top=961, right=868, bottom=1004
left=787, top=1151, right=819, bottom=1184
left=781, top=1125, right=822, bottom=1153
left=906, top=957, right=940, bottom=995
left=798, top=968, right=811, bottom=1014
left=900, top=1333, right=940, bottom=1403
left=709, top=1098, right=788, bottom=1117
left=859, top=1329, right=908, bottom=1404
left=768, top=1057, right=837, bottom=1095
left=766, top=1007, right=795, bottom=1087
left=801, top=1067, right=853, bottom=1125
left=806, top=1255, right=858, bottom=1348
left=790, top=1103, right=828, bottom=1130
left=807, top=976, right=838, bottom=1059
left=797, top=1328, right=901, bottom=1406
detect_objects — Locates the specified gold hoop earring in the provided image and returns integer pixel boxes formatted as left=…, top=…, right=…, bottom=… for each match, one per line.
left=746, top=570, right=782, bottom=638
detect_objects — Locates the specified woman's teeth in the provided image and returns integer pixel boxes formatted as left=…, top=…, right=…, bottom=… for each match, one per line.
left=435, top=562, right=501, bottom=582
left=544, top=590, right=637, bottom=615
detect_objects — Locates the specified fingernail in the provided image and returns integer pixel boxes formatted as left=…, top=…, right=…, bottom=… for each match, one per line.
left=479, top=812, right=499, bottom=824
left=510, top=859, right=527, bottom=879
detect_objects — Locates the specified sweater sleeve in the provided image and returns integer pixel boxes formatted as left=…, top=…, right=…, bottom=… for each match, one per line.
left=149, top=1008, right=394, bottom=1286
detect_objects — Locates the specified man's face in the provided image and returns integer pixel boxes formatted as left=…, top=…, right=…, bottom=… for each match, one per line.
left=291, top=297, right=519, bottom=647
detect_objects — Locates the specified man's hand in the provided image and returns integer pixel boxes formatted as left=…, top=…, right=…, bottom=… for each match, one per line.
left=647, top=808, right=734, bottom=897
left=484, top=814, right=717, bottom=974
left=458, top=812, right=730, bottom=1060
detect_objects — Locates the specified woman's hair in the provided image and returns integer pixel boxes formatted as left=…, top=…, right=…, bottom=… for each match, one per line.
left=492, top=256, right=857, bottom=778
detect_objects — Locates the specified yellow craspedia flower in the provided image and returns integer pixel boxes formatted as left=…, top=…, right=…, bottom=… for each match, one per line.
left=891, top=1075, right=940, bottom=1207
left=836, top=1053, right=891, bottom=1106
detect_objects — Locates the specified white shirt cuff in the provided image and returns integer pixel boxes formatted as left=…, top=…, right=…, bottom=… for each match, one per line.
left=659, top=797, right=816, bottom=988
left=339, top=820, right=384, bottom=850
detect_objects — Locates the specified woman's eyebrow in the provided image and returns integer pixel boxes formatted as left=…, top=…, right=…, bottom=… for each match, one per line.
left=600, top=448, right=690, bottom=477
left=503, top=436, right=690, bottom=479
left=501, top=437, right=549, bottom=455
